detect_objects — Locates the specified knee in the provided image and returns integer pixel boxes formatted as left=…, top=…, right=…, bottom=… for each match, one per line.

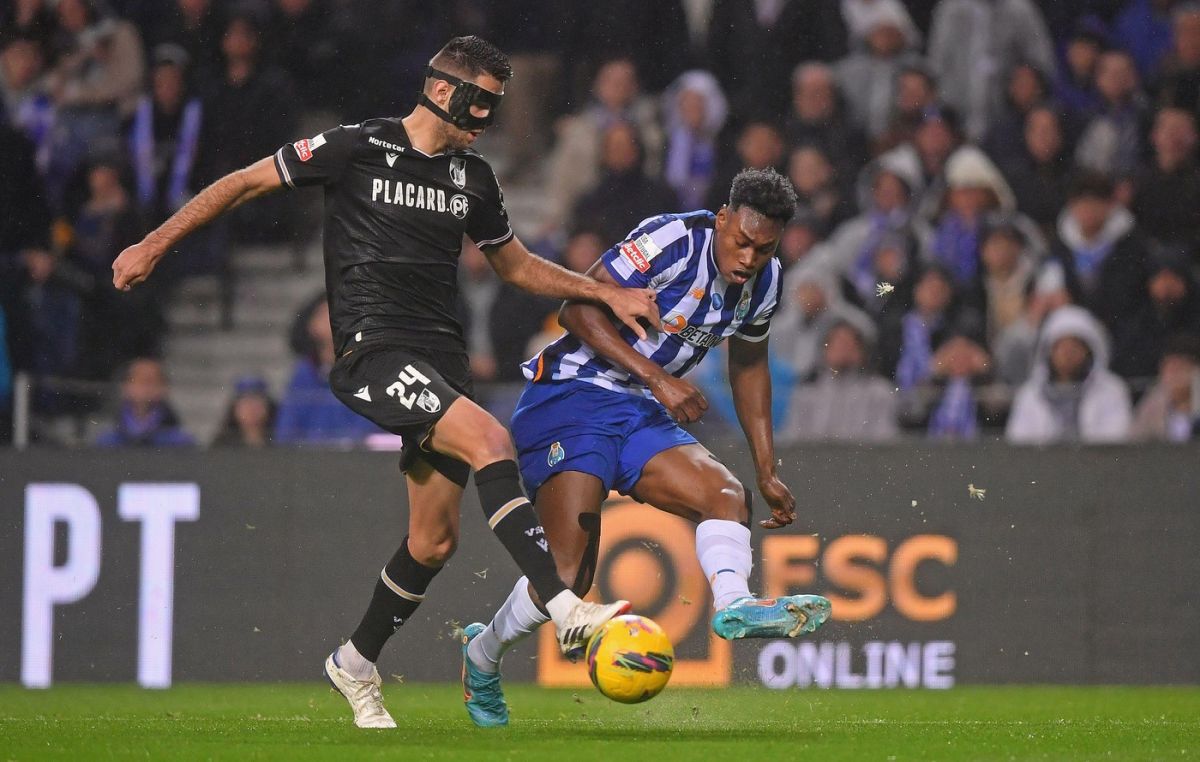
left=408, top=530, right=458, bottom=567
left=699, top=478, right=749, bottom=525
left=467, top=422, right=516, bottom=469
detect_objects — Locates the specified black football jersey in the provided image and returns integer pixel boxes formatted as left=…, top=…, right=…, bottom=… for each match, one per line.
left=273, top=118, right=513, bottom=355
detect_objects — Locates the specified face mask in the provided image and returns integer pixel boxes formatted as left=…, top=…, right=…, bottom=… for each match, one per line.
left=419, top=66, right=504, bottom=131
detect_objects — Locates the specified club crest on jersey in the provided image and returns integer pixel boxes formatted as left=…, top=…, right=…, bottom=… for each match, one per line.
left=449, top=157, right=467, bottom=189
left=735, top=289, right=753, bottom=321
left=450, top=194, right=469, bottom=219
left=416, top=388, right=441, bottom=413
left=619, top=233, right=663, bottom=273
left=548, top=441, right=565, bottom=466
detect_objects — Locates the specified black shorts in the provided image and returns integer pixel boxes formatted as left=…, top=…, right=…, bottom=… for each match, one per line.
left=329, top=340, right=474, bottom=487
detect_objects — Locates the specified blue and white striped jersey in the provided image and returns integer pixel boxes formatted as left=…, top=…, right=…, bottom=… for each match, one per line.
left=522, top=211, right=782, bottom=398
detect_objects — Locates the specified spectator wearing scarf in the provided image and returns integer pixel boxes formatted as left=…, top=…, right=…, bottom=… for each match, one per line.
left=128, top=44, right=202, bottom=224
left=661, top=70, right=727, bottom=211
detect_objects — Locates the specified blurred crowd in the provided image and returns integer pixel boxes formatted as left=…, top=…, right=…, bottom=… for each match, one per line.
left=2, top=0, right=1200, bottom=448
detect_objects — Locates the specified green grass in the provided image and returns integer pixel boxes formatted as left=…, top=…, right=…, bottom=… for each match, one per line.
left=1, top=684, right=1198, bottom=760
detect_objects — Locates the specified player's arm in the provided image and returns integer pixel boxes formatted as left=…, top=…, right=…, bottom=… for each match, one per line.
left=557, top=263, right=708, bottom=423
left=112, top=157, right=283, bottom=290
left=728, top=334, right=796, bottom=530
left=485, top=236, right=660, bottom=341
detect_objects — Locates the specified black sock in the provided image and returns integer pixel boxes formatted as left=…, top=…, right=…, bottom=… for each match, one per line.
left=475, top=460, right=568, bottom=604
left=349, top=537, right=441, bottom=662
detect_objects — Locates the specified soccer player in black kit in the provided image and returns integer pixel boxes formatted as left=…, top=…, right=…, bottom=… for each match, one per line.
left=112, top=36, right=658, bottom=729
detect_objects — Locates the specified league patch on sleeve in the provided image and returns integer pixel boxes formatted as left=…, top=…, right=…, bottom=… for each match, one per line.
left=292, top=133, right=327, bottom=162
left=618, top=233, right=663, bottom=273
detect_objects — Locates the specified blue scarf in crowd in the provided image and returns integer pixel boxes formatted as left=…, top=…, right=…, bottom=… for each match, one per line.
left=130, top=95, right=203, bottom=213
left=896, top=311, right=938, bottom=391
left=928, top=376, right=979, bottom=440
left=931, top=212, right=980, bottom=285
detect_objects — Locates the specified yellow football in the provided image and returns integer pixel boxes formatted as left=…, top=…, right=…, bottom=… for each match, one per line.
left=586, top=614, right=675, bottom=704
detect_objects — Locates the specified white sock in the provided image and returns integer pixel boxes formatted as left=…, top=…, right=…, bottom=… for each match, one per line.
left=543, top=588, right=582, bottom=624
left=696, top=519, right=753, bottom=610
left=467, top=576, right=551, bottom=673
left=335, top=640, right=375, bottom=681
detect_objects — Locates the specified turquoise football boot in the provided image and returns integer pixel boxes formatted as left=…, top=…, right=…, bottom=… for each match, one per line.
left=711, top=595, right=832, bottom=640
left=461, top=622, right=509, bottom=728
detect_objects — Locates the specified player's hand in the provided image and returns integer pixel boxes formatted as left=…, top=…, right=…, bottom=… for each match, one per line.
left=112, top=240, right=164, bottom=291
left=757, top=474, right=796, bottom=529
left=647, top=374, right=708, bottom=423
left=602, top=285, right=659, bottom=341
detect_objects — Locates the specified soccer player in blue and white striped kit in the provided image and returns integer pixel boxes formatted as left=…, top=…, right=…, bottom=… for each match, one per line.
left=460, top=168, right=831, bottom=726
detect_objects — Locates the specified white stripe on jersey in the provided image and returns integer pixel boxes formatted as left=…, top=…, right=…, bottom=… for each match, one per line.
left=525, top=213, right=781, bottom=397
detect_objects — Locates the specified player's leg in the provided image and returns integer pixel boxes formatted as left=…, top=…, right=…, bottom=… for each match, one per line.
left=462, top=471, right=606, bottom=727
left=325, top=458, right=463, bottom=728
left=631, top=443, right=831, bottom=639
left=427, top=396, right=629, bottom=652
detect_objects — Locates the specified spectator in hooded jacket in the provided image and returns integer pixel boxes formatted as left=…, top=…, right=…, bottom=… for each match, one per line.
left=660, top=70, right=728, bottom=211
left=1006, top=304, right=1132, bottom=443
left=927, top=0, right=1056, bottom=140
left=1042, top=171, right=1151, bottom=333
left=929, top=146, right=1019, bottom=287
left=836, top=1, right=922, bottom=140
left=1131, top=333, right=1200, bottom=442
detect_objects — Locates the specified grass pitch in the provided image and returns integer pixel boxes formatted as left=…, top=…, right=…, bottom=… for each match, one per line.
left=1, top=684, right=1197, bottom=760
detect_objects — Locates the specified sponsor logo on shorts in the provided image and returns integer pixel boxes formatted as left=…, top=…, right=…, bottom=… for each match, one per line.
left=354, top=385, right=372, bottom=402
left=548, top=441, right=565, bottom=466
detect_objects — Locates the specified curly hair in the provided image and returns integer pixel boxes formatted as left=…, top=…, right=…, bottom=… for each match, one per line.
left=728, top=168, right=798, bottom=223
left=432, top=36, right=513, bottom=82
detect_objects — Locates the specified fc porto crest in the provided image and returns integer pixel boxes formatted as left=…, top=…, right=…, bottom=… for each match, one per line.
left=449, top=157, right=467, bottom=189
left=548, top=441, right=565, bottom=466
left=735, top=289, right=753, bottom=321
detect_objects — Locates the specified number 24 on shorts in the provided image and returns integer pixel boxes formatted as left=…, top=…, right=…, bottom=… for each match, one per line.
left=385, top=365, right=438, bottom=411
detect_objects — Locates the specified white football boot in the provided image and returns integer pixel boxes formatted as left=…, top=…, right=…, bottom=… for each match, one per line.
left=324, top=651, right=396, bottom=729
left=555, top=599, right=632, bottom=659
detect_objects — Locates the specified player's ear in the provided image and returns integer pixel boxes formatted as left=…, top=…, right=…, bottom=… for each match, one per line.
left=715, top=205, right=728, bottom=230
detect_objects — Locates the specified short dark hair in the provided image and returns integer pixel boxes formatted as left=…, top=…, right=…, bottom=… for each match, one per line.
left=1068, top=171, right=1115, bottom=201
left=728, top=167, right=798, bottom=223
left=431, top=36, right=512, bottom=82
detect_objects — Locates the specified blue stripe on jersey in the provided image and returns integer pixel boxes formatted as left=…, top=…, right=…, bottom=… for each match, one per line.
left=521, top=210, right=779, bottom=397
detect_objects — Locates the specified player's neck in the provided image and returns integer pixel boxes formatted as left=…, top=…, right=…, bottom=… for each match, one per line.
left=402, top=109, right=449, bottom=156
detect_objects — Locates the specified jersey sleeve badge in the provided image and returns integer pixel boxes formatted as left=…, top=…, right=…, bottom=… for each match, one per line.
left=292, top=133, right=328, bottom=162
left=619, top=233, right=664, bottom=273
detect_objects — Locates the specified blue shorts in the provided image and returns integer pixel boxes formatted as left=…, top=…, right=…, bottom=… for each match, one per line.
left=510, top=380, right=698, bottom=500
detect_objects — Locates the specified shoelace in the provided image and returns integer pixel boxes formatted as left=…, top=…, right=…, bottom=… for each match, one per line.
left=350, top=679, right=389, bottom=720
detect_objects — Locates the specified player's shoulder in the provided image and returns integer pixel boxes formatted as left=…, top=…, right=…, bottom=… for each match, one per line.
left=631, top=210, right=715, bottom=251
